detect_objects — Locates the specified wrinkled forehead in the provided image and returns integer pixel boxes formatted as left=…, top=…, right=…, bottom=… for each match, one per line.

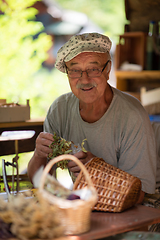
left=65, top=52, right=109, bottom=65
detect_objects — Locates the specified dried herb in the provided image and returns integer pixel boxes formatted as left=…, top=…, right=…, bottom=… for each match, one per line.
left=0, top=192, right=64, bottom=239
left=48, top=133, right=72, bottom=160
left=48, top=133, right=87, bottom=169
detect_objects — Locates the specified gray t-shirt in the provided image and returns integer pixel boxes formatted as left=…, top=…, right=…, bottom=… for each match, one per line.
left=44, top=87, right=157, bottom=194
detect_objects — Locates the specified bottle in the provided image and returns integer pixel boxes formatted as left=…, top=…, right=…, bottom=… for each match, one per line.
left=157, top=21, right=160, bottom=70
left=145, top=21, right=156, bottom=70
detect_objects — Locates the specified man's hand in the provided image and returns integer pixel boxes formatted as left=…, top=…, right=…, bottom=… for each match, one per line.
left=68, top=151, right=95, bottom=177
left=34, top=132, right=54, bottom=159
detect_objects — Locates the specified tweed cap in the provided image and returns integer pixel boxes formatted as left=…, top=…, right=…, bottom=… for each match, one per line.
left=55, top=33, right=112, bottom=73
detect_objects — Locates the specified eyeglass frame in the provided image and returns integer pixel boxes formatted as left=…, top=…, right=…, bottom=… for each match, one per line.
left=65, top=60, right=111, bottom=79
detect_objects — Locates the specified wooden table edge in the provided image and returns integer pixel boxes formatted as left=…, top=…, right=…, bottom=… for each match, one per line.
left=0, top=118, right=45, bottom=128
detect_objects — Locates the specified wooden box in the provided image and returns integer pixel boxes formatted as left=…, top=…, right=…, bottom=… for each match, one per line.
left=140, top=87, right=160, bottom=115
left=115, top=32, right=146, bottom=70
left=141, top=87, right=160, bottom=106
left=0, top=99, right=30, bottom=123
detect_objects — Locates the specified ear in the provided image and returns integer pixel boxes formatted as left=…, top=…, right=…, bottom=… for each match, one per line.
left=105, top=60, right=112, bottom=80
left=107, top=60, right=112, bottom=73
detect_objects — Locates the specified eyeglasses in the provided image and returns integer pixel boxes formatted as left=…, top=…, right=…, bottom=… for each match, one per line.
left=66, top=60, right=110, bottom=79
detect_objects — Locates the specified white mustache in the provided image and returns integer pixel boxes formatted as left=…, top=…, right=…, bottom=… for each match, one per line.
left=76, top=82, right=97, bottom=89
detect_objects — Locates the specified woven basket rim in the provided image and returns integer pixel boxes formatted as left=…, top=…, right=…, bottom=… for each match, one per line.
left=39, top=154, right=98, bottom=207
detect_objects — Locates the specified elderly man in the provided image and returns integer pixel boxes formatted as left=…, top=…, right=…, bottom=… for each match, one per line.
left=28, top=33, right=156, bottom=204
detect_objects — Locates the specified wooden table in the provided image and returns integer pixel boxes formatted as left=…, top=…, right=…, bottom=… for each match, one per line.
left=63, top=205, right=160, bottom=240
left=0, top=118, right=44, bottom=156
left=7, top=205, right=160, bottom=240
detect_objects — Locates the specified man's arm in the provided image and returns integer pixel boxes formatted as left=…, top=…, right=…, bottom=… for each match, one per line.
left=27, top=132, right=54, bottom=183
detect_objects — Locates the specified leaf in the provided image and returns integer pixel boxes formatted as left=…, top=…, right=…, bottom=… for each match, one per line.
left=81, top=138, right=87, bottom=153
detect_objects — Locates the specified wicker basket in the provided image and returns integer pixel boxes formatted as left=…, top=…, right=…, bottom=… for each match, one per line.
left=39, top=154, right=97, bottom=235
left=73, top=157, right=141, bottom=213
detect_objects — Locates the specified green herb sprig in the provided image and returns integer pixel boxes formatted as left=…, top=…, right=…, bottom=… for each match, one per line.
left=48, top=133, right=72, bottom=169
left=48, top=132, right=87, bottom=169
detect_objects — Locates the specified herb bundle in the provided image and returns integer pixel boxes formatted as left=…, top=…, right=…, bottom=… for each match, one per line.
left=47, top=132, right=87, bottom=169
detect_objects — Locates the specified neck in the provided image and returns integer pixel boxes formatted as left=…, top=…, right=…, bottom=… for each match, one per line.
left=79, top=86, right=113, bottom=123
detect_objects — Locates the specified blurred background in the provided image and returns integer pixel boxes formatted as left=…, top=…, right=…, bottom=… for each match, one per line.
left=0, top=0, right=126, bottom=119
left=0, top=0, right=126, bottom=183
left=1, top=0, right=160, bottom=191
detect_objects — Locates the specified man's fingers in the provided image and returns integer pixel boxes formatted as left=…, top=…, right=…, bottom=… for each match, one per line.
left=74, top=172, right=80, bottom=177
left=35, top=146, right=52, bottom=158
left=39, top=132, right=54, bottom=141
left=69, top=165, right=80, bottom=173
left=74, top=151, right=87, bottom=159
left=34, top=132, right=54, bottom=159
left=36, top=132, right=53, bottom=147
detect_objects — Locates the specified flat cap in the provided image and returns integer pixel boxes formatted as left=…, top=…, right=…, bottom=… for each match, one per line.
left=55, top=32, right=112, bottom=73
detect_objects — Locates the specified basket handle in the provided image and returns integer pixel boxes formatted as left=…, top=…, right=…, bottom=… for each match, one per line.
left=39, top=154, right=94, bottom=191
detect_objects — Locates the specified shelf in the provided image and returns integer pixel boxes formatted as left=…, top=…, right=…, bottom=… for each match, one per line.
left=115, top=71, right=160, bottom=80
left=0, top=118, right=44, bottom=128
left=115, top=71, right=160, bottom=91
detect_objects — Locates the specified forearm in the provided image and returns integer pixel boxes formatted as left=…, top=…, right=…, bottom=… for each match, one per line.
left=27, top=151, right=47, bottom=183
left=27, top=132, right=54, bottom=183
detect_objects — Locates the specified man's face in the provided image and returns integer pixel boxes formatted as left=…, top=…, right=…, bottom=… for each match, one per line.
left=65, top=52, right=111, bottom=104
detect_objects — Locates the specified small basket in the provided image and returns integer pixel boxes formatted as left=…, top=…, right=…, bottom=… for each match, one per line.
left=39, top=154, right=97, bottom=235
left=73, top=157, right=141, bottom=213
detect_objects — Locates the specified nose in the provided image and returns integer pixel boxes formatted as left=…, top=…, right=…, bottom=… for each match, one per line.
left=80, top=71, right=90, bottom=82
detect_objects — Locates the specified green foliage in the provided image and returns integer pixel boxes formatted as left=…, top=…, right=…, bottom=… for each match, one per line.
left=24, top=68, right=70, bottom=118
left=0, top=0, right=126, bottom=119
left=0, top=0, right=52, bottom=108
left=55, top=0, right=126, bottom=41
